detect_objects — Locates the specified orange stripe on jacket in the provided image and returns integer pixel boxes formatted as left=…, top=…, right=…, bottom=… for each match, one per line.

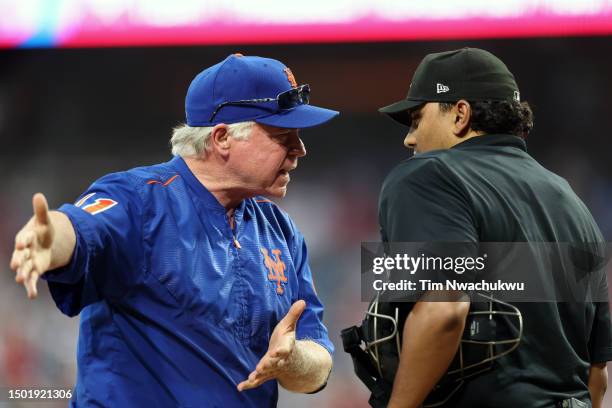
left=147, top=174, right=179, bottom=186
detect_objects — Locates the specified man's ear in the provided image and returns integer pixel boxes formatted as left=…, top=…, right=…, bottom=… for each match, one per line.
left=210, top=124, right=231, bottom=157
left=453, top=100, right=472, bottom=138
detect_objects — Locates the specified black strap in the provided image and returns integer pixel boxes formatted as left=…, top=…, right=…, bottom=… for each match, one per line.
left=341, top=326, right=377, bottom=388
left=368, top=382, right=392, bottom=408
left=341, top=326, right=392, bottom=408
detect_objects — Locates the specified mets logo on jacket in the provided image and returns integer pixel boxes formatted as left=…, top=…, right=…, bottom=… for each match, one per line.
left=261, top=248, right=287, bottom=294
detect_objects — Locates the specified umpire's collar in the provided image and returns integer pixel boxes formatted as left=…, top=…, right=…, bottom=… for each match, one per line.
left=451, top=133, right=527, bottom=152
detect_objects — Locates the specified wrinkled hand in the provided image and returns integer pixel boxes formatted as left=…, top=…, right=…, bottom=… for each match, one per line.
left=10, top=193, right=54, bottom=299
left=237, top=300, right=306, bottom=391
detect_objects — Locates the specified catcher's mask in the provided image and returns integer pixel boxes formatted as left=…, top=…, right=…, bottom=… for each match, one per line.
left=341, top=292, right=523, bottom=408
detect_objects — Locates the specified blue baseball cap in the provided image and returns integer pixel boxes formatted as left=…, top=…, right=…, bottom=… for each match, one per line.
left=185, top=54, right=339, bottom=128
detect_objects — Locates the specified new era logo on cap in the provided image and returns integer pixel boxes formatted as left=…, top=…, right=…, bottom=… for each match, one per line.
left=436, top=83, right=450, bottom=94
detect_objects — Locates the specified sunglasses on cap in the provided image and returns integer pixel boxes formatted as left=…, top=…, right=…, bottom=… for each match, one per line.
left=208, top=84, right=310, bottom=123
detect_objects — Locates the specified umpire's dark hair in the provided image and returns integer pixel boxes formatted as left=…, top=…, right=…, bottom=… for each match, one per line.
left=439, top=100, right=534, bottom=138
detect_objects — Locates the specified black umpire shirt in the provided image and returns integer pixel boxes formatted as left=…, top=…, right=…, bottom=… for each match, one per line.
left=378, top=134, right=612, bottom=408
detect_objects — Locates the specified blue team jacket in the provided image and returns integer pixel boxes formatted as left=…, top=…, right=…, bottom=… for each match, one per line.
left=44, top=156, right=333, bottom=407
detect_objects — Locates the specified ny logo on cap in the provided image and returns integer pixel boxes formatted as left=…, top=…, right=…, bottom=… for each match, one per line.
left=436, top=83, right=450, bottom=94
left=513, top=91, right=520, bottom=102
left=284, top=67, right=298, bottom=89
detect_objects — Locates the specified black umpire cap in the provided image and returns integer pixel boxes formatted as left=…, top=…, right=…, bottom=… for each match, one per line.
left=379, top=47, right=521, bottom=126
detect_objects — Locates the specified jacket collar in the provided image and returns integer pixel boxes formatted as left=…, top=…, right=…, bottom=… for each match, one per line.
left=170, top=156, right=247, bottom=217
left=451, top=134, right=527, bottom=152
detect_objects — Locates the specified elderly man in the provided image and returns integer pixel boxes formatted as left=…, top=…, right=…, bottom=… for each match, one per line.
left=10, top=54, right=338, bottom=407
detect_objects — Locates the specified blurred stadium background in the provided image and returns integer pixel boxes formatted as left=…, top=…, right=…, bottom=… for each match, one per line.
left=2, top=1, right=612, bottom=407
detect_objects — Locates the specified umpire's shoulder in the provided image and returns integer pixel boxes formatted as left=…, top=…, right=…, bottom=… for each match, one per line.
left=381, top=151, right=452, bottom=196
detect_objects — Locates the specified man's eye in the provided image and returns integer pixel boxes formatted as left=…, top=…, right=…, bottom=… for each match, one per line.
left=272, top=134, right=288, bottom=142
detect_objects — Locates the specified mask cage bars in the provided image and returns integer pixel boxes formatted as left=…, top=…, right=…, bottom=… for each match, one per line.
left=362, top=292, right=523, bottom=407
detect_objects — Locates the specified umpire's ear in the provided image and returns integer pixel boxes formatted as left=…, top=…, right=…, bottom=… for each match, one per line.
left=209, top=123, right=231, bottom=158
left=452, top=100, right=473, bottom=138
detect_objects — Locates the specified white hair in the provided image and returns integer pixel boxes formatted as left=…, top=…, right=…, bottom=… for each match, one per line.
left=170, top=121, right=254, bottom=158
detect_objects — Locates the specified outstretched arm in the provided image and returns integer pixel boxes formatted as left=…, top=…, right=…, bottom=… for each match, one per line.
left=237, top=300, right=332, bottom=393
left=10, top=193, right=76, bottom=298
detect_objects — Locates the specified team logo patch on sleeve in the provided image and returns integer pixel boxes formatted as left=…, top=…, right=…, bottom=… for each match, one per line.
left=75, top=193, right=118, bottom=215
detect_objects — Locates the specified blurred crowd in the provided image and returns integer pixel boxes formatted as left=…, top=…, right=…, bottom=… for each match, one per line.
left=2, top=37, right=612, bottom=407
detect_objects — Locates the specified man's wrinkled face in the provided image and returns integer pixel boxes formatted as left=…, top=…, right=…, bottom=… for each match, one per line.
left=403, top=102, right=455, bottom=154
left=228, top=123, right=306, bottom=198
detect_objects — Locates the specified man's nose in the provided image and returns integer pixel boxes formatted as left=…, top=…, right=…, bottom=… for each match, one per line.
left=404, top=133, right=416, bottom=149
left=289, top=136, right=307, bottom=158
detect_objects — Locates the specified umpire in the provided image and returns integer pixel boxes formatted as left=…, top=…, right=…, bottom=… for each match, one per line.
left=374, top=48, right=612, bottom=407
left=10, top=54, right=337, bottom=407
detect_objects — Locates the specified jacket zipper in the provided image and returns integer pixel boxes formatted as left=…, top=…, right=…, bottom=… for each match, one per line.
left=233, top=234, right=241, bottom=249
left=228, top=212, right=241, bottom=249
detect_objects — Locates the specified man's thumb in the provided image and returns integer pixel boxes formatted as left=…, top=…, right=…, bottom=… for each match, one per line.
left=283, top=300, right=306, bottom=328
left=33, top=193, right=50, bottom=225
